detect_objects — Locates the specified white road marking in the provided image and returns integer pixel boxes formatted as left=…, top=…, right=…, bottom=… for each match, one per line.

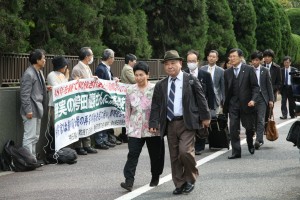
left=115, top=118, right=298, bottom=200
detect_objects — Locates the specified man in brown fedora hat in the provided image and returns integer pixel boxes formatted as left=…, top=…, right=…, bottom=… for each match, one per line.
left=149, top=50, right=211, bottom=195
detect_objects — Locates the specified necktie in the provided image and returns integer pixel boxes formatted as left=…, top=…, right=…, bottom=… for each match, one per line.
left=37, top=70, right=45, bottom=89
left=285, top=69, right=288, bottom=85
left=234, top=67, right=239, bottom=78
left=167, top=78, right=176, bottom=121
left=208, top=67, right=213, bottom=74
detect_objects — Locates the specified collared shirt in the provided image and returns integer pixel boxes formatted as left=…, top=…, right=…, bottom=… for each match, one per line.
left=207, top=64, right=216, bottom=80
left=189, top=67, right=198, bottom=77
left=285, top=66, right=292, bottom=85
left=168, top=71, right=183, bottom=116
left=254, top=65, right=261, bottom=86
left=266, top=62, right=272, bottom=69
left=79, top=61, right=93, bottom=78
left=102, top=62, right=112, bottom=80
left=233, top=62, right=242, bottom=77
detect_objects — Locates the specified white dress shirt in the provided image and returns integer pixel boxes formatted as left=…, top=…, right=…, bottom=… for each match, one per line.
left=168, top=71, right=183, bottom=116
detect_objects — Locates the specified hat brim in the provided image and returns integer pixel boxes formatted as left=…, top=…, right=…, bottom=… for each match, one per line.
left=161, top=57, right=183, bottom=63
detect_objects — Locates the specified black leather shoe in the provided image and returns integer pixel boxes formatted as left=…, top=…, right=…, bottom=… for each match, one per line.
left=183, top=182, right=195, bottom=193
left=254, top=141, right=263, bottom=150
left=75, top=148, right=87, bottom=155
left=173, top=183, right=186, bottom=195
left=195, top=150, right=202, bottom=155
left=95, top=143, right=109, bottom=150
left=84, top=147, right=98, bottom=154
left=104, top=141, right=116, bottom=147
left=291, top=116, right=296, bottom=119
left=228, top=154, right=241, bottom=159
left=120, top=182, right=133, bottom=192
left=149, top=176, right=159, bottom=187
left=280, top=116, right=287, bottom=119
left=248, top=145, right=255, bottom=154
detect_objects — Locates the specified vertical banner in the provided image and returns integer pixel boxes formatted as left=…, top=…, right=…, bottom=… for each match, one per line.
left=52, top=78, right=127, bottom=151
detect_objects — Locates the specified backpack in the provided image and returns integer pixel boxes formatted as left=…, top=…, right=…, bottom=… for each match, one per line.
left=2, top=140, right=38, bottom=172
left=46, top=148, right=77, bottom=165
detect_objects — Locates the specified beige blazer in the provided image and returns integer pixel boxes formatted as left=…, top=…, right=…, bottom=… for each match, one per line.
left=120, top=64, right=136, bottom=84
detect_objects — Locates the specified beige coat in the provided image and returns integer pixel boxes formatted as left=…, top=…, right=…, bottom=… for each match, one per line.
left=120, top=64, right=136, bottom=84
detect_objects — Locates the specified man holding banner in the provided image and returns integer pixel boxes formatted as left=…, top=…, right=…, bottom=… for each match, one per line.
left=70, top=47, right=98, bottom=155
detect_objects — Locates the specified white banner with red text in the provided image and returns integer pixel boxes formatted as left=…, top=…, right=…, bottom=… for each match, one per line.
left=53, top=78, right=127, bottom=151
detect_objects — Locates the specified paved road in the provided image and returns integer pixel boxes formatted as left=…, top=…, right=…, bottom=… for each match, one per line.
left=0, top=100, right=299, bottom=200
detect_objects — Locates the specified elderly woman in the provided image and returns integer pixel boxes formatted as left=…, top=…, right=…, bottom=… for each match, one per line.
left=120, top=62, right=165, bottom=192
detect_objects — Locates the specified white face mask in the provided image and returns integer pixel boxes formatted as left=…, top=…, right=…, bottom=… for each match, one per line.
left=187, top=63, right=198, bottom=71
left=88, top=56, right=94, bottom=65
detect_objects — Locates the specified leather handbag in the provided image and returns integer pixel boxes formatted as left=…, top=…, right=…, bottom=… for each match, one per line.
left=266, top=109, right=279, bottom=141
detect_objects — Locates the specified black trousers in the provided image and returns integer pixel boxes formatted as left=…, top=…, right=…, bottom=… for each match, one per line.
left=281, top=85, right=296, bottom=117
left=123, top=136, right=165, bottom=185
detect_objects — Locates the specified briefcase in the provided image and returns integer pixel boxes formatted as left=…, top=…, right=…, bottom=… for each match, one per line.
left=208, top=114, right=230, bottom=149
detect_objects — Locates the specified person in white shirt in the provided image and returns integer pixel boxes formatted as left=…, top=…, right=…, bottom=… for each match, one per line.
left=280, top=56, right=297, bottom=119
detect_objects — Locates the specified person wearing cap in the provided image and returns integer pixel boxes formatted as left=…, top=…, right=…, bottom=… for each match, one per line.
left=149, top=50, right=211, bottom=195
left=47, top=56, right=69, bottom=132
left=120, top=62, right=165, bottom=192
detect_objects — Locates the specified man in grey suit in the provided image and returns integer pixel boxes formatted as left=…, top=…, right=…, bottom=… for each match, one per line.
left=20, top=49, right=47, bottom=160
left=201, top=50, right=225, bottom=115
left=224, top=48, right=259, bottom=159
left=250, top=51, right=274, bottom=150
left=149, top=50, right=210, bottom=195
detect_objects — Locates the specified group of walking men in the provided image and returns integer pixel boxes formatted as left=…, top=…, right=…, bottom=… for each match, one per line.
left=19, top=47, right=297, bottom=195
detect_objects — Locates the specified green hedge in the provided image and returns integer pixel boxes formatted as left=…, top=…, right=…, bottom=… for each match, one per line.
left=286, top=8, right=300, bottom=36
left=290, top=34, right=300, bottom=66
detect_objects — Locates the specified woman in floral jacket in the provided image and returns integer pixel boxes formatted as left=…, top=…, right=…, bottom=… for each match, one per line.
left=120, top=62, right=165, bottom=192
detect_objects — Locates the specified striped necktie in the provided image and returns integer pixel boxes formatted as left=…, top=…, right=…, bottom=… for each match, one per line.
left=167, top=78, right=176, bottom=121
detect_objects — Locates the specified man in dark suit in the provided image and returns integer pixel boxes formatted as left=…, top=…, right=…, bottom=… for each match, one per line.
left=201, top=50, right=225, bottom=114
left=224, top=48, right=259, bottom=159
left=250, top=51, right=274, bottom=150
left=94, top=49, right=120, bottom=149
left=280, top=56, right=297, bottom=119
left=184, top=50, right=215, bottom=155
left=263, top=49, right=282, bottom=101
left=149, top=50, right=211, bottom=195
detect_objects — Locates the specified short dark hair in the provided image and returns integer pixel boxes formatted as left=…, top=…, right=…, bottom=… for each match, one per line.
left=283, top=56, right=292, bottom=62
left=29, top=49, right=45, bottom=64
left=78, top=47, right=92, bottom=61
left=229, top=48, right=243, bottom=57
left=209, top=50, right=219, bottom=57
left=250, top=51, right=263, bottom=60
left=133, top=61, right=149, bottom=75
left=263, top=49, right=275, bottom=58
left=102, top=49, right=114, bottom=61
left=187, top=50, right=200, bottom=60
left=125, top=54, right=137, bottom=64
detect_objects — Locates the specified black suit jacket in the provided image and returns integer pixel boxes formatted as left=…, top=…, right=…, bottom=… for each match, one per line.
left=280, top=66, right=297, bottom=91
left=184, top=68, right=215, bottom=109
left=263, top=62, right=281, bottom=92
left=149, top=72, right=211, bottom=137
left=223, top=64, right=260, bottom=114
left=95, top=62, right=113, bottom=80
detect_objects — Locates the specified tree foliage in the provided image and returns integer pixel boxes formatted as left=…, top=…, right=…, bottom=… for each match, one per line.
left=205, top=0, right=238, bottom=60
left=252, top=0, right=282, bottom=62
left=286, top=8, right=300, bottom=35
left=273, top=1, right=292, bottom=60
left=290, top=34, right=300, bottom=66
left=102, top=0, right=152, bottom=58
left=0, top=0, right=30, bottom=53
left=22, top=0, right=105, bottom=55
left=228, top=0, right=257, bottom=59
left=143, top=0, right=208, bottom=59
